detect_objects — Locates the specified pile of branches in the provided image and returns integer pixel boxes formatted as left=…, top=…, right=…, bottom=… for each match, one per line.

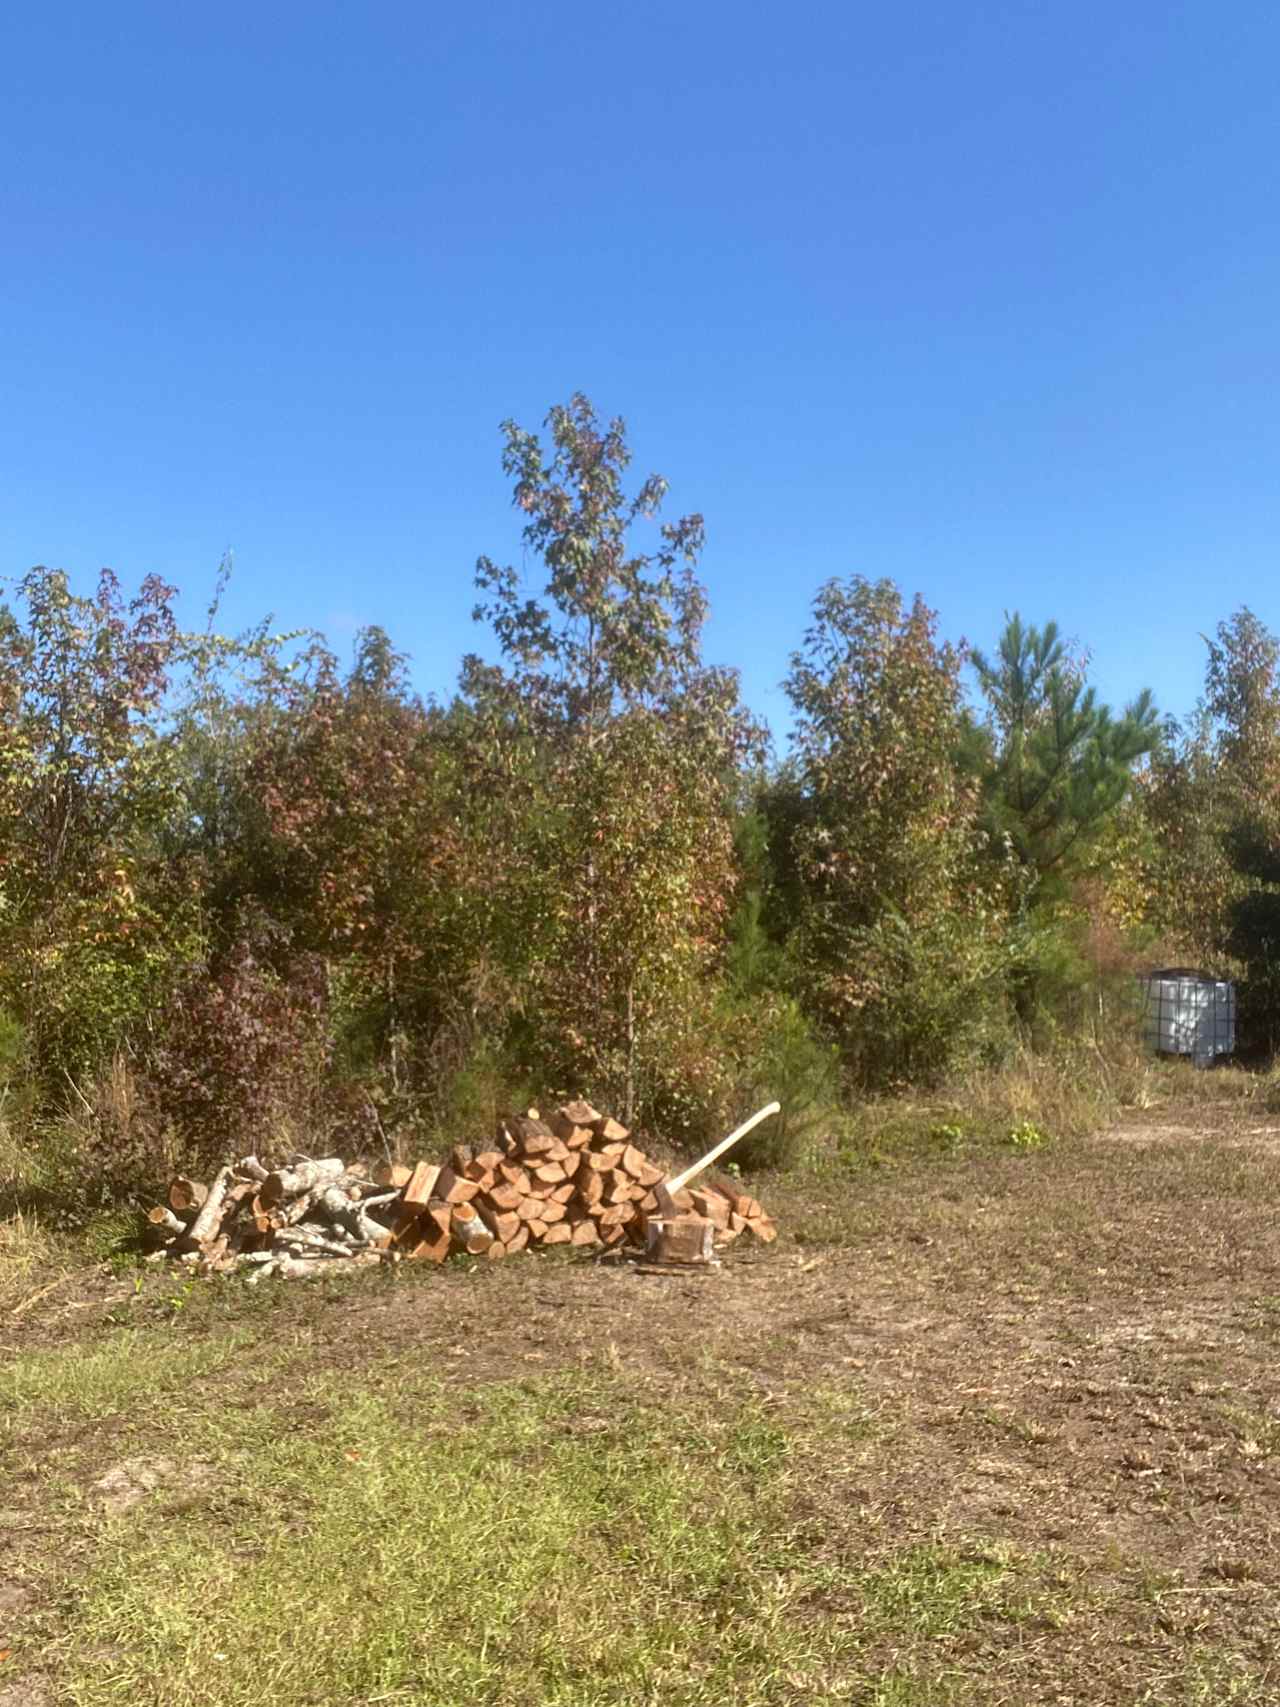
left=143, top=1100, right=776, bottom=1279
left=145, top=1154, right=398, bottom=1280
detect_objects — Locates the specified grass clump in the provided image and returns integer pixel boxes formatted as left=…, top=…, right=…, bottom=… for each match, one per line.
left=0, top=1207, right=69, bottom=1311
left=1, top=1325, right=251, bottom=1422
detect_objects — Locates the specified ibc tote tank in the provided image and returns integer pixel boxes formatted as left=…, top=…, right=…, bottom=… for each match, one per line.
left=1141, top=968, right=1236, bottom=1065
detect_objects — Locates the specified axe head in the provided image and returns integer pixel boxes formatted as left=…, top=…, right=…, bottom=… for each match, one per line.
left=653, top=1180, right=678, bottom=1219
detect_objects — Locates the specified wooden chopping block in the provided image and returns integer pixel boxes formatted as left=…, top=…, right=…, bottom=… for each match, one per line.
left=644, top=1214, right=716, bottom=1266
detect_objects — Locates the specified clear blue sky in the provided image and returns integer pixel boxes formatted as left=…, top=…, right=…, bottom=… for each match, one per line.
left=3, top=2, right=1278, bottom=740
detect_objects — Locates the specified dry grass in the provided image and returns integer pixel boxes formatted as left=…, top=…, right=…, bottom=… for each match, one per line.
left=814, top=1047, right=1263, bottom=1179
left=0, top=1207, right=70, bottom=1312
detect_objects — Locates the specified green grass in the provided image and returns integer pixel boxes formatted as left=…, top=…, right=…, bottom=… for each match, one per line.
left=1, top=1358, right=1067, bottom=1707
left=0, top=1324, right=252, bottom=1420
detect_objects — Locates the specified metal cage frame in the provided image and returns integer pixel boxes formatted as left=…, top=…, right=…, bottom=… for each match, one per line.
left=1140, top=969, right=1236, bottom=1065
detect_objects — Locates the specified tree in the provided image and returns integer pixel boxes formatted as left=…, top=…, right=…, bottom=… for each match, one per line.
left=1137, top=610, right=1280, bottom=981
left=969, top=614, right=1159, bottom=897
left=782, top=576, right=1006, bottom=1083
left=1205, top=607, right=1280, bottom=804
left=462, top=393, right=759, bottom=1124
left=0, top=566, right=194, bottom=1079
left=1199, top=608, right=1280, bottom=1047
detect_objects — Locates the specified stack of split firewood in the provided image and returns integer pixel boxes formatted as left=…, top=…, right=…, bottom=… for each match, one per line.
left=142, top=1100, right=776, bottom=1280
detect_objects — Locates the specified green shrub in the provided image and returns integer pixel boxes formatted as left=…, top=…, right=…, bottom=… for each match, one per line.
left=637, top=984, right=840, bottom=1170
left=837, top=908, right=1015, bottom=1090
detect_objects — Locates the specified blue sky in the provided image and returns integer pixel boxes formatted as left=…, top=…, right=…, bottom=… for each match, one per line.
left=3, top=2, right=1278, bottom=741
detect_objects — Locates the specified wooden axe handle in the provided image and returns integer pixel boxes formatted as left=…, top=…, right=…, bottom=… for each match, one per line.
left=664, top=1101, right=781, bottom=1197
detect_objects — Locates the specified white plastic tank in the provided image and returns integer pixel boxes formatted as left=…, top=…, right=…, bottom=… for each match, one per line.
left=1141, top=969, right=1236, bottom=1065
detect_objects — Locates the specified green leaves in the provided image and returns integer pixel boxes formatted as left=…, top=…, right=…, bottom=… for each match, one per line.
left=463, top=396, right=751, bottom=1119
left=780, top=576, right=1005, bottom=1083
left=970, top=613, right=1159, bottom=894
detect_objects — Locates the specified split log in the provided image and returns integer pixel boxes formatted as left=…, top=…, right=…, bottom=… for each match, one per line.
left=570, top=1220, right=600, bottom=1246
left=552, top=1121, right=594, bottom=1149
left=373, top=1162, right=413, bottom=1189
left=479, top=1207, right=521, bottom=1244
left=505, top=1225, right=530, bottom=1255
left=408, top=1204, right=453, bottom=1263
left=401, top=1163, right=442, bottom=1208
left=508, top=1115, right=555, bottom=1155
left=691, top=1189, right=731, bottom=1229
left=593, top=1116, right=630, bottom=1143
left=486, top=1181, right=524, bottom=1212
left=542, top=1223, right=573, bottom=1245
left=727, top=1192, right=763, bottom=1220
left=434, top=1167, right=480, bottom=1205
left=552, top=1100, right=601, bottom=1135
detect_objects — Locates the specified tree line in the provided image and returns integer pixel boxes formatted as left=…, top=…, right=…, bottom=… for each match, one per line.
left=2, top=394, right=1277, bottom=1194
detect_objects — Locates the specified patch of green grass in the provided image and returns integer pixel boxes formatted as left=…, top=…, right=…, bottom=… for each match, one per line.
left=0, top=1325, right=251, bottom=1420
left=1215, top=1401, right=1280, bottom=1458
left=44, top=1370, right=1066, bottom=1707
left=1137, top=1645, right=1274, bottom=1704
left=1004, top=1119, right=1050, bottom=1152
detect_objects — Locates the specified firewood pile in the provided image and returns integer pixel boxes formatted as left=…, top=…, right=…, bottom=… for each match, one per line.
left=143, top=1100, right=777, bottom=1280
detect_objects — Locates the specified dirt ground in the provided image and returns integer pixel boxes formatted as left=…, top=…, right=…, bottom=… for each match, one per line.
left=4, top=1098, right=1280, bottom=1703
